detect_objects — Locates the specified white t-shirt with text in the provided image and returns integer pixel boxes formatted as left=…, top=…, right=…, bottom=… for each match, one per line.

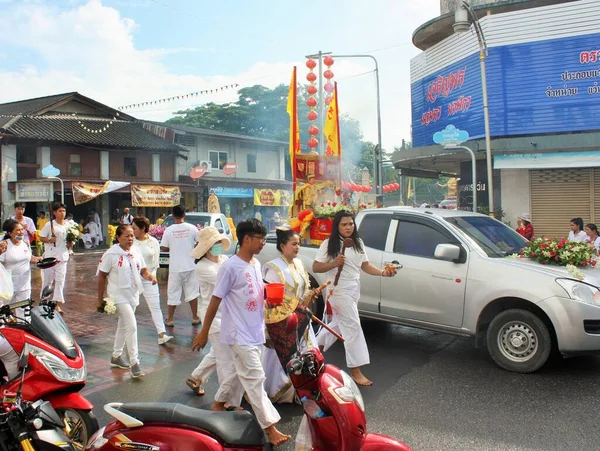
left=160, top=222, right=199, bottom=273
left=97, top=246, right=146, bottom=305
left=213, top=255, right=265, bottom=346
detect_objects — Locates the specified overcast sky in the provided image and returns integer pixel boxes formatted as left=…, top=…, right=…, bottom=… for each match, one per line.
left=0, top=0, right=441, bottom=150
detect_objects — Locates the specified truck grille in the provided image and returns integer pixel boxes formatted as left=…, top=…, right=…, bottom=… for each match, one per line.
left=583, top=320, right=600, bottom=334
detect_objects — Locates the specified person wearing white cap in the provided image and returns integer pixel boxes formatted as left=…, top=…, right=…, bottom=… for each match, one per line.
left=185, top=226, right=244, bottom=410
left=516, top=213, right=534, bottom=240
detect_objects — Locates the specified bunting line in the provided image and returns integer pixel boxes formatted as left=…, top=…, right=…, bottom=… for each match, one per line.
left=117, top=83, right=240, bottom=111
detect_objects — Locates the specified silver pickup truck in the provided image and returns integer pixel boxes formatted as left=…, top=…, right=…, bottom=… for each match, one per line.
left=259, top=207, right=600, bottom=373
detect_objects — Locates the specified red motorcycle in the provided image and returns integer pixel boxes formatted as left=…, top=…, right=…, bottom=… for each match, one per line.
left=0, top=268, right=99, bottom=449
left=85, top=306, right=412, bottom=451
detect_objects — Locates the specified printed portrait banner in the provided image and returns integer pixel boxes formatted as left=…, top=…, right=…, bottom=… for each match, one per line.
left=254, top=189, right=292, bottom=207
left=73, top=181, right=130, bottom=205
left=131, top=184, right=181, bottom=207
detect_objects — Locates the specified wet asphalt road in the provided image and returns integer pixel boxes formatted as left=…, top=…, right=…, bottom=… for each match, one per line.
left=33, top=252, right=600, bottom=450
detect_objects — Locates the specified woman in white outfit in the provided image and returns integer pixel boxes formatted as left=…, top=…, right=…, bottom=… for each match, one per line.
left=97, top=224, right=157, bottom=379
left=38, top=203, right=70, bottom=312
left=0, top=220, right=42, bottom=381
left=262, top=228, right=320, bottom=403
left=568, top=217, right=588, bottom=242
left=313, top=210, right=397, bottom=386
left=0, top=219, right=43, bottom=303
left=585, top=223, right=600, bottom=251
left=132, top=216, right=173, bottom=346
left=186, top=227, right=244, bottom=410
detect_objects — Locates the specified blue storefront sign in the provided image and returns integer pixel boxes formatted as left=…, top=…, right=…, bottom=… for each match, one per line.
left=211, top=186, right=254, bottom=198
left=411, top=32, right=600, bottom=147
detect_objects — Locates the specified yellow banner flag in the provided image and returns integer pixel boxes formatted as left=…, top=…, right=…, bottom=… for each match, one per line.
left=324, top=82, right=341, bottom=158
left=286, top=67, right=300, bottom=181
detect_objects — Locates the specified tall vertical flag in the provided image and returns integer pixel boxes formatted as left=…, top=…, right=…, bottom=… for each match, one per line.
left=324, top=82, right=342, bottom=183
left=287, top=66, right=300, bottom=188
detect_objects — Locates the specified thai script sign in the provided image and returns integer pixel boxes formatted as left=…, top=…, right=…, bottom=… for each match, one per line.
left=411, top=32, right=600, bottom=147
left=211, top=186, right=254, bottom=198
left=253, top=189, right=292, bottom=207
left=16, top=182, right=53, bottom=202
left=73, top=181, right=130, bottom=205
left=131, top=185, right=181, bottom=207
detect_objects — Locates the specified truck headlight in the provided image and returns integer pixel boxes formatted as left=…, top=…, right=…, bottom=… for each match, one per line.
left=30, top=344, right=86, bottom=382
left=333, top=370, right=365, bottom=412
left=556, top=279, right=600, bottom=306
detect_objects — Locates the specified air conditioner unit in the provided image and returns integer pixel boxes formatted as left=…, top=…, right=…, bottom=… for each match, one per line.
left=199, top=160, right=212, bottom=173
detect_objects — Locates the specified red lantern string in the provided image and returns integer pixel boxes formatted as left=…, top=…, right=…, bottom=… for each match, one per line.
left=323, top=56, right=335, bottom=107
left=306, top=59, right=319, bottom=151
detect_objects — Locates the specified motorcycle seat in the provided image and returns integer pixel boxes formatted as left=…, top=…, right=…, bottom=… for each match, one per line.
left=117, top=402, right=265, bottom=446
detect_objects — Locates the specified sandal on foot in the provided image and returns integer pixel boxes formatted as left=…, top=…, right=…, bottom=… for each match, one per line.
left=186, top=378, right=205, bottom=396
left=191, top=318, right=201, bottom=326
left=164, top=320, right=175, bottom=328
left=225, top=405, right=244, bottom=411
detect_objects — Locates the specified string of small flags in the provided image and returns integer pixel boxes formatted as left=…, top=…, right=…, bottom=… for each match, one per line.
left=71, top=112, right=120, bottom=134
left=117, top=83, right=240, bottom=111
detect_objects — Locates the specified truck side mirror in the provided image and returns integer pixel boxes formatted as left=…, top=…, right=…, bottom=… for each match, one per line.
left=434, top=244, right=461, bottom=262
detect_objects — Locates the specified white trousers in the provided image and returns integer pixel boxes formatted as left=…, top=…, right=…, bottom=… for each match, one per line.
left=40, top=261, right=67, bottom=303
left=0, top=334, right=19, bottom=381
left=192, top=330, right=244, bottom=407
left=141, top=280, right=166, bottom=335
left=215, top=344, right=280, bottom=429
left=317, top=289, right=370, bottom=368
left=262, top=347, right=295, bottom=403
left=113, top=303, right=139, bottom=365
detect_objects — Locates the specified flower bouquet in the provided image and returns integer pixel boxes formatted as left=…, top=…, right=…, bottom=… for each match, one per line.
left=65, top=225, right=80, bottom=251
left=148, top=225, right=165, bottom=241
left=514, top=237, right=598, bottom=269
left=97, top=296, right=117, bottom=314
left=107, top=224, right=117, bottom=244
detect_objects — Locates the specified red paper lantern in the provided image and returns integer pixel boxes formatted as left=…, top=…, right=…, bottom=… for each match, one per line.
left=324, top=96, right=332, bottom=105
left=394, top=182, right=400, bottom=190
left=307, top=85, right=317, bottom=95
left=324, top=82, right=334, bottom=93
left=364, top=185, right=372, bottom=192
left=323, top=70, right=334, bottom=79
left=307, top=111, right=318, bottom=121
left=308, top=125, right=319, bottom=136
left=306, top=59, right=317, bottom=69
left=383, top=185, right=390, bottom=193
left=352, top=183, right=359, bottom=192
left=324, top=56, right=335, bottom=66
left=306, top=72, right=317, bottom=82
left=306, top=97, right=317, bottom=107
left=307, top=138, right=319, bottom=148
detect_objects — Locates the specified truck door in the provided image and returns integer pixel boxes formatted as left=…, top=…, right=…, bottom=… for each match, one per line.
left=356, top=212, right=392, bottom=313
left=380, top=215, right=467, bottom=328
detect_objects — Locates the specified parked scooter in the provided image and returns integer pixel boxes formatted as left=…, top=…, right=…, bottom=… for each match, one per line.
left=85, top=306, right=412, bottom=451
left=0, top=258, right=99, bottom=449
left=0, top=344, right=77, bottom=451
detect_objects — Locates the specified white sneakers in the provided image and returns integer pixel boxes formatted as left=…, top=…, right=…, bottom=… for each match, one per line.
left=158, top=334, right=174, bottom=345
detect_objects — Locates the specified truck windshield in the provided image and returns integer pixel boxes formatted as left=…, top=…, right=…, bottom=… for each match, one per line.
left=161, top=215, right=211, bottom=228
left=445, top=216, right=527, bottom=258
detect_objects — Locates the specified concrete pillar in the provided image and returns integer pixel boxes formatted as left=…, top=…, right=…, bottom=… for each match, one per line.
left=152, top=154, right=160, bottom=182
left=36, top=146, right=51, bottom=178
left=1, top=144, right=17, bottom=221
left=100, top=151, right=109, bottom=180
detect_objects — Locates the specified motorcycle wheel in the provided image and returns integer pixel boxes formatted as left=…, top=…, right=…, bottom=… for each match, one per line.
left=55, top=408, right=99, bottom=450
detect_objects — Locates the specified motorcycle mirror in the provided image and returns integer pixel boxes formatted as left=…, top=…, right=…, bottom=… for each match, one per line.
left=18, top=344, right=29, bottom=371
left=41, top=281, right=55, bottom=299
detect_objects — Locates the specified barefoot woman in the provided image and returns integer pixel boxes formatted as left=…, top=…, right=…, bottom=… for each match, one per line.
left=312, top=210, right=396, bottom=386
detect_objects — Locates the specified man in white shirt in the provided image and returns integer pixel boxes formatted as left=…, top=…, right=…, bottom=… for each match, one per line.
left=192, top=218, right=290, bottom=447
left=12, top=202, right=36, bottom=244
left=160, top=205, right=200, bottom=326
left=121, top=208, right=134, bottom=225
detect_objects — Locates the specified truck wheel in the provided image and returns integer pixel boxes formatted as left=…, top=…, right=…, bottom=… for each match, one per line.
left=486, top=309, right=551, bottom=373
left=56, top=408, right=99, bottom=449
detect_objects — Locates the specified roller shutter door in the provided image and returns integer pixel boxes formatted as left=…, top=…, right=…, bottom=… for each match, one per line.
left=530, top=168, right=593, bottom=238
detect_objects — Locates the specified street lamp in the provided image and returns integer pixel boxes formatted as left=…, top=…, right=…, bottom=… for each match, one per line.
left=453, top=1, right=494, bottom=217
left=305, top=52, right=384, bottom=205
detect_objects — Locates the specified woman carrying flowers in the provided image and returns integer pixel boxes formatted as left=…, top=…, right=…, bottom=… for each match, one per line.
left=97, top=224, right=157, bottom=379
